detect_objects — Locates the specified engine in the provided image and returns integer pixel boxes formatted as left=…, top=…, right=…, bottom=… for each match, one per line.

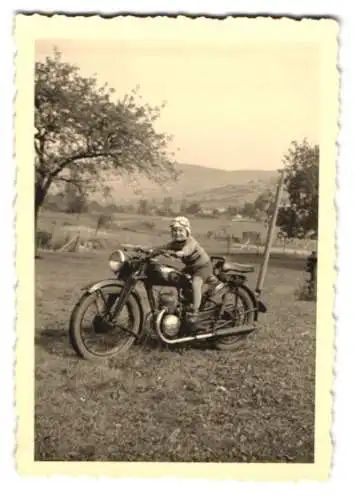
left=157, top=291, right=181, bottom=338
left=159, top=313, right=181, bottom=338
left=157, top=291, right=178, bottom=314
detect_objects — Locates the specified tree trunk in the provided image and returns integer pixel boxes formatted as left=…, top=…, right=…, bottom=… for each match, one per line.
left=35, top=172, right=53, bottom=225
left=35, top=177, right=51, bottom=256
left=35, top=183, right=45, bottom=233
left=35, top=184, right=43, bottom=257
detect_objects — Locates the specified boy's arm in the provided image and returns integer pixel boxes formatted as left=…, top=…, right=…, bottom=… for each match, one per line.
left=150, top=242, right=176, bottom=253
left=151, top=243, right=170, bottom=251
left=175, top=238, right=197, bottom=258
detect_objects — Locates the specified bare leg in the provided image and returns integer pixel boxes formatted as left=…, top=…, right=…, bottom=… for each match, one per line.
left=191, top=275, right=204, bottom=312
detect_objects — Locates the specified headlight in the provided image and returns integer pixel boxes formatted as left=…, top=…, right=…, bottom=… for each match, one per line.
left=108, top=250, right=126, bottom=272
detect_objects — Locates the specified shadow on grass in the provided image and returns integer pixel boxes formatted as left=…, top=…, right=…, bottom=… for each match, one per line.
left=36, top=322, right=251, bottom=360
left=136, top=326, right=250, bottom=354
left=35, top=327, right=77, bottom=358
left=138, top=335, right=214, bottom=354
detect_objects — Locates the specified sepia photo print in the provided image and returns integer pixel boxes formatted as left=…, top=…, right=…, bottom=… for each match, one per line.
left=15, top=14, right=338, bottom=480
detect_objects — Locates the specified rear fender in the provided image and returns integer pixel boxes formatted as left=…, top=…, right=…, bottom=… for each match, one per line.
left=221, top=269, right=247, bottom=285
left=238, top=283, right=267, bottom=321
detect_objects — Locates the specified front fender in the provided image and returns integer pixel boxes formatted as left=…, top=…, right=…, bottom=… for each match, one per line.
left=79, top=279, right=146, bottom=336
left=81, top=278, right=123, bottom=294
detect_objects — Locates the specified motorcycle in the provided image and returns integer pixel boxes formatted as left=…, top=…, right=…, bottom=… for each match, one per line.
left=69, top=244, right=267, bottom=361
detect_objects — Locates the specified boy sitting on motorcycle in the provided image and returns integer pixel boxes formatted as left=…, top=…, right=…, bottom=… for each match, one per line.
left=160, top=216, right=223, bottom=322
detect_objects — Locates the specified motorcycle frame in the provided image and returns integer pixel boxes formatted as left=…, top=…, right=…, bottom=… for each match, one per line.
left=84, top=255, right=263, bottom=339
left=83, top=259, right=172, bottom=327
left=91, top=260, right=189, bottom=322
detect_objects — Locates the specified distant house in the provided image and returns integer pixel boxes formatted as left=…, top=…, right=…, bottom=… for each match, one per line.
left=199, top=208, right=214, bottom=216
left=214, top=207, right=228, bottom=215
left=232, top=215, right=256, bottom=222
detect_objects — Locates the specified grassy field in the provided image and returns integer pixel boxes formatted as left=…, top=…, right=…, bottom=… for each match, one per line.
left=38, top=209, right=270, bottom=242
left=35, top=247, right=316, bottom=462
left=37, top=209, right=317, bottom=256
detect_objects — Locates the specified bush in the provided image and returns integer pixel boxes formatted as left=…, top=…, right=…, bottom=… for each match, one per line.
left=64, top=186, right=88, bottom=214
left=36, top=230, right=52, bottom=249
left=50, top=233, right=72, bottom=251
left=295, top=281, right=316, bottom=301
left=120, top=220, right=156, bottom=233
left=83, top=238, right=107, bottom=250
left=95, top=214, right=114, bottom=233
left=36, top=229, right=71, bottom=251
left=295, top=258, right=317, bottom=301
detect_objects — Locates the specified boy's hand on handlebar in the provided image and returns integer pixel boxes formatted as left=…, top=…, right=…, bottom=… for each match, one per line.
left=162, top=250, right=175, bottom=257
left=146, top=248, right=182, bottom=259
left=161, top=249, right=180, bottom=258
left=148, top=248, right=172, bottom=258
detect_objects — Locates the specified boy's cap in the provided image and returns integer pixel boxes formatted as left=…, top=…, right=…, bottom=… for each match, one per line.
left=170, top=216, right=191, bottom=235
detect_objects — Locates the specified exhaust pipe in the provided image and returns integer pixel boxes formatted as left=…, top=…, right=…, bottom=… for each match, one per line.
left=154, top=310, right=256, bottom=345
left=211, top=324, right=256, bottom=338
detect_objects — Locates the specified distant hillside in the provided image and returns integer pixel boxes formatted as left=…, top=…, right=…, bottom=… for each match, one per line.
left=93, top=163, right=278, bottom=209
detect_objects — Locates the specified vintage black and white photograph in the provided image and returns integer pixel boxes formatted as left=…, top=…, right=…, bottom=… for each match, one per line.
left=15, top=14, right=337, bottom=478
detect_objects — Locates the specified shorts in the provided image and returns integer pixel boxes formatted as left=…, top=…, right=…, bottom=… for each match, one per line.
left=183, top=261, right=214, bottom=282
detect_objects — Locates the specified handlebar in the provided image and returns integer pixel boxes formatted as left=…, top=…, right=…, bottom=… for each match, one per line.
left=122, top=244, right=148, bottom=252
left=122, top=244, right=177, bottom=259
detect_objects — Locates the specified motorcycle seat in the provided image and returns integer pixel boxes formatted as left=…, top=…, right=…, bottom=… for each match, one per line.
left=222, top=261, right=255, bottom=273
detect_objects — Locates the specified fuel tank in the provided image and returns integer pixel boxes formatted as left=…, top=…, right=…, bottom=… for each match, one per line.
left=146, top=261, right=188, bottom=288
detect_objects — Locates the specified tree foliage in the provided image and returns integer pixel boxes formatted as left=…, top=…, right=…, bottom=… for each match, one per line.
left=252, top=189, right=276, bottom=224
left=34, top=47, right=177, bottom=225
left=278, top=139, right=319, bottom=238
left=137, top=198, right=151, bottom=215
left=64, top=183, right=88, bottom=214
left=185, top=202, right=202, bottom=215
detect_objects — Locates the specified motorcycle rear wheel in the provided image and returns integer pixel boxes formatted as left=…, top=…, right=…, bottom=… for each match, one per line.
left=69, top=285, right=141, bottom=361
left=213, top=287, right=255, bottom=351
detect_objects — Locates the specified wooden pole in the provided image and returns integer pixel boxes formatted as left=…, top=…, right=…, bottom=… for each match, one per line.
left=255, top=169, right=285, bottom=296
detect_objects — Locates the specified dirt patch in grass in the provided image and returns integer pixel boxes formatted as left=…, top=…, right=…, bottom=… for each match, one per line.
left=35, top=251, right=316, bottom=462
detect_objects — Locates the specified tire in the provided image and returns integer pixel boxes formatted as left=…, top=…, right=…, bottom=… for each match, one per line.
left=69, top=285, right=142, bottom=361
left=214, top=287, right=255, bottom=351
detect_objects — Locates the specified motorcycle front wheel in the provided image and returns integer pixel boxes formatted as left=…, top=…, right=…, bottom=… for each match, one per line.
left=69, top=285, right=142, bottom=361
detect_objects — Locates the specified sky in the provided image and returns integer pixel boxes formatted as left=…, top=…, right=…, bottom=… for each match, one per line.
left=35, top=34, right=320, bottom=172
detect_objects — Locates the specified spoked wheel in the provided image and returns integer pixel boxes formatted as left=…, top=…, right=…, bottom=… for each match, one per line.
left=213, top=287, right=255, bottom=351
left=69, top=285, right=142, bottom=361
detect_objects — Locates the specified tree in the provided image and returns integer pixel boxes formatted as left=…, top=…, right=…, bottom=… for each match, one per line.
left=279, top=139, right=319, bottom=238
left=185, top=202, right=201, bottom=215
left=162, top=196, right=173, bottom=215
left=64, top=183, right=88, bottom=214
left=240, top=202, right=255, bottom=219
left=253, top=189, right=276, bottom=225
left=137, top=198, right=151, bottom=215
left=62, top=169, right=88, bottom=213
left=180, top=199, right=189, bottom=214
left=276, top=206, right=299, bottom=238
left=226, top=205, right=239, bottom=217
left=34, top=48, right=177, bottom=228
